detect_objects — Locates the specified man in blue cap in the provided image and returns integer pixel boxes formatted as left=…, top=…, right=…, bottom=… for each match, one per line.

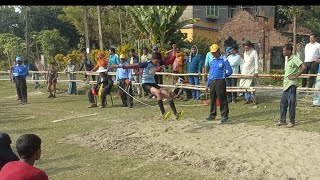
left=12, top=56, right=29, bottom=104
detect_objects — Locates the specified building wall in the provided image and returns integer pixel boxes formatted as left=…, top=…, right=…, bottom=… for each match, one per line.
left=220, top=10, right=289, bottom=73
left=180, top=28, right=193, bottom=41
left=180, top=6, right=193, bottom=21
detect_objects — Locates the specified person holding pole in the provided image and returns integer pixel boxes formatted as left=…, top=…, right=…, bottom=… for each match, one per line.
left=276, top=44, right=306, bottom=128
left=205, top=44, right=233, bottom=124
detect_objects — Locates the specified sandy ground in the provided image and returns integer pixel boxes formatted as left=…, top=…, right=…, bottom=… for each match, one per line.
left=62, top=114, right=320, bottom=180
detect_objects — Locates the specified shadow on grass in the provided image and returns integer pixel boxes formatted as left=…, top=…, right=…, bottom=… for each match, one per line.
left=44, top=165, right=82, bottom=176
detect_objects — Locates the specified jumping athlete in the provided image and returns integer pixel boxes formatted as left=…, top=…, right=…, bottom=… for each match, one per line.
left=112, top=52, right=185, bottom=120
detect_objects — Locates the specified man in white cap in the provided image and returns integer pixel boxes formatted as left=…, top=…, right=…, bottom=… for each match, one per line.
left=87, top=67, right=113, bottom=108
left=12, top=56, right=29, bottom=105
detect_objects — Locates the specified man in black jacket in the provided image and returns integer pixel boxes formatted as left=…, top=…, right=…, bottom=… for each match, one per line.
left=0, top=132, right=19, bottom=170
left=79, top=51, right=96, bottom=81
left=87, top=67, right=113, bottom=109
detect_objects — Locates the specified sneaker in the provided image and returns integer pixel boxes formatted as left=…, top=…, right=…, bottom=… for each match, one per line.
left=286, top=123, right=295, bottom=128
left=175, top=110, right=185, bottom=121
left=275, top=122, right=287, bottom=126
left=15, top=97, right=21, bottom=101
left=163, top=111, right=172, bottom=120
left=220, top=117, right=229, bottom=124
left=48, top=95, right=53, bottom=98
left=205, top=116, right=215, bottom=121
left=87, top=104, right=97, bottom=108
left=99, top=105, right=105, bottom=109
left=52, top=95, right=56, bottom=98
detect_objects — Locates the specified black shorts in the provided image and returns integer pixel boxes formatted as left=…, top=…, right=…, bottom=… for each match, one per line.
left=142, top=83, right=160, bottom=94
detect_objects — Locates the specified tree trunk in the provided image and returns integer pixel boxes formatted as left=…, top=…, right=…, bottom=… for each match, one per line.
left=84, top=6, right=90, bottom=53
left=97, top=6, right=103, bottom=50
left=119, top=8, right=123, bottom=45
left=293, top=14, right=297, bottom=54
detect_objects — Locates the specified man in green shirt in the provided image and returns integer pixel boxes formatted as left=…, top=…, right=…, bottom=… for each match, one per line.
left=276, top=44, right=306, bottom=128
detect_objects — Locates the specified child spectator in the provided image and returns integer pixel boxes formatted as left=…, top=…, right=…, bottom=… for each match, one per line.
left=173, top=76, right=188, bottom=101
left=46, top=61, right=58, bottom=98
left=0, top=134, right=48, bottom=180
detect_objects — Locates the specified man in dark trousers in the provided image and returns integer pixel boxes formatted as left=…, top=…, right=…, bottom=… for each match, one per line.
left=117, top=54, right=134, bottom=108
left=12, top=56, right=29, bottom=105
left=87, top=67, right=113, bottom=109
left=205, top=44, right=233, bottom=124
left=276, top=44, right=306, bottom=128
left=0, top=132, right=19, bottom=170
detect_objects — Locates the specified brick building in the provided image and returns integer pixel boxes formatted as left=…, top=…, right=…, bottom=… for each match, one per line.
left=220, top=10, right=290, bottom=73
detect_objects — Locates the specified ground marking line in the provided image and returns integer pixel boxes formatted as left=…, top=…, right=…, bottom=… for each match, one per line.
left=51, top=113, right=99, bottom=123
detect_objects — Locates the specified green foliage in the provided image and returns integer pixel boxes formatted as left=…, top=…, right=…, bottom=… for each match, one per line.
left=37, top=29, right=68, bottom=60
left=127, top=6, right=198, bottom=48
left=59, top=6, right=139, bottom=47
left=117, top=43, right=134, bottom=57
left=0, top=33, right=26, bottom=68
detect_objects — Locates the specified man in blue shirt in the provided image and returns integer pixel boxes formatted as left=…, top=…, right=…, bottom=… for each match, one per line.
left=205, top=44, right=233, bottom=123
left=108, top=47, right=120, bottom=72
left=12, top=57, right=29, bottom=105
left=226, top=46, right=241, bottom=103
left=116, top=54, right=134, bottom=108
left=128, top=49, right=142, bottom=97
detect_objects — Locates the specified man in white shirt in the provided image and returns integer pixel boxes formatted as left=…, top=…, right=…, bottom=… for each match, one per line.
left=226, top=46, right=241, bottom=103
left=303, top=34, right=320, bottom=88
left=239, top=41, right=259, bottom=105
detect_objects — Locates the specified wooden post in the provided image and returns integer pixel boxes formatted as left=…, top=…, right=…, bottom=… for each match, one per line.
left=119, top=7, right=123, bottom=45
left=25, top=7, right=30, bottom=54
left=84, top=6, right=90, bottom=53
left=97, top=6, right=103, bottom=50
left=293, top=14, right=297, bottom=54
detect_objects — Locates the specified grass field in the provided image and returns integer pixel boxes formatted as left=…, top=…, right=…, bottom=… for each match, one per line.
left=1, top=77, right=320, bottom=180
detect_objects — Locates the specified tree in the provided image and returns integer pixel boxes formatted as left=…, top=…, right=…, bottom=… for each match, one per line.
left=58, top=6, right=138, bottom=48
left=0, top=33, right=26, bottom=67
left=19, top=6, right=81, bottom=50
left=278, top=6, right=304, bottom=54
left=0, top=6, right=24, bottom=38
left=37, top=29, right=68, bottom=60
left=299, top=6, right=320, bottom=37
left=127, top=6, right=198, bottom=48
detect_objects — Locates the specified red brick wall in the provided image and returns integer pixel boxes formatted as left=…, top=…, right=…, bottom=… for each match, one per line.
left=220, top=10, right=289, bottom=73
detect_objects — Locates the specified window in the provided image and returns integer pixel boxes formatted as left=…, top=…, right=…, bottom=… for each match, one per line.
left=241, top=5, right=259, bottom=16
left=228, top=6, right=238, bottom=18
left=206, top=6, right=219, bottom=18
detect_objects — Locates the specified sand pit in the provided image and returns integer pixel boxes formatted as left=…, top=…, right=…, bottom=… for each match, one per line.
left=62, top=116, right=320, bottom=179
